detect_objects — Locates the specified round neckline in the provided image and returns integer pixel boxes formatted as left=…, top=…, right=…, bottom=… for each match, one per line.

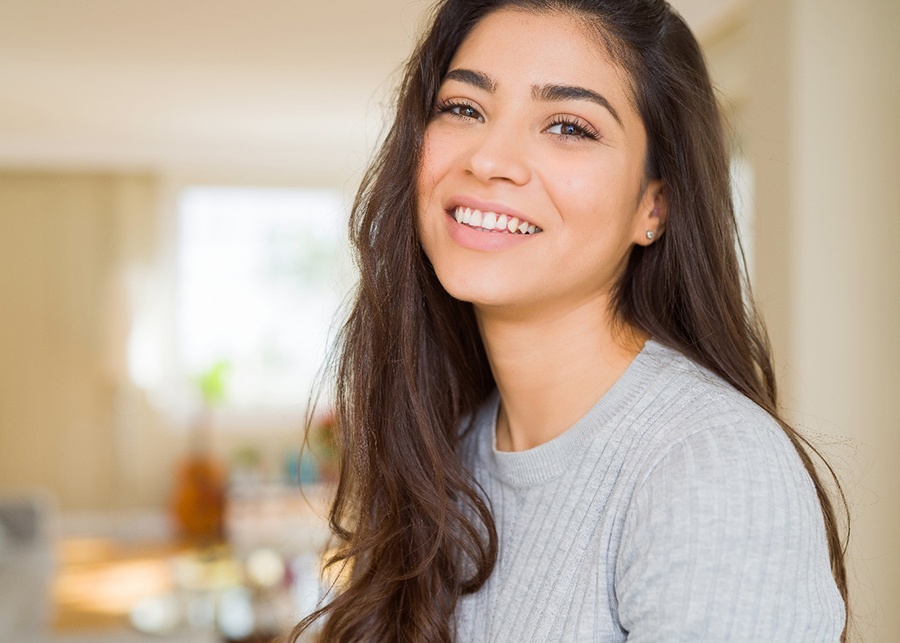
left=480, top=338, right=672, bottom=487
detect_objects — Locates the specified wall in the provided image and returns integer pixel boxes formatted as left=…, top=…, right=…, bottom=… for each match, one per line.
left=745, top=0, right=900, bottom=639
left=0, top=173, right=144, bottom=510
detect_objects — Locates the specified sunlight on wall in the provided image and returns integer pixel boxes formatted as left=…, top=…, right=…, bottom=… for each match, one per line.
left=731, top=154, right=755, bottom=281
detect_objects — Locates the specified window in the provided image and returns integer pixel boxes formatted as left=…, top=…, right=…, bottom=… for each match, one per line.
left=175, top=186, right=349, bottom=412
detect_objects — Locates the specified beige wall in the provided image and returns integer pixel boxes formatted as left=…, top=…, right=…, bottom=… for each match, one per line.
left=0, top=172, right=202, bottom=511
left=745, top=0, right=900, bottom=640
left=0, top=173, right=134, bottom=509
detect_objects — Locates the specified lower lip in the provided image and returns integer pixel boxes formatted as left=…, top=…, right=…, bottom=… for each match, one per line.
left=445, top=211, right=537, bottom=251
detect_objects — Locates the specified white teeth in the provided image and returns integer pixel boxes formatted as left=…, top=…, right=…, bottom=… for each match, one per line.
left=453, top=206, right=539, bottom=235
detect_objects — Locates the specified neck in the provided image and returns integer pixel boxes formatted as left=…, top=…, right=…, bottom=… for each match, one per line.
left=476, top=298, right=645, bottom=452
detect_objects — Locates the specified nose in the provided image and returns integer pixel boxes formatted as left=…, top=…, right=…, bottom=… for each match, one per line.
left=465, top=121, right=531, bottom=186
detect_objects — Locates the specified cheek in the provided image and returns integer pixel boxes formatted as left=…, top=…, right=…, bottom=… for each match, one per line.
left=418, top=124, right=463, bottom=184
left=416, top=135, right=441, bottom=254
left=543, top=155, right=643, bottom=225
left=416, top=134, right=441, bottom=210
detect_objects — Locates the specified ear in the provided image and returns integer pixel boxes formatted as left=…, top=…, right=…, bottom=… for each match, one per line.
left=634, top=179, right=668, bottom=246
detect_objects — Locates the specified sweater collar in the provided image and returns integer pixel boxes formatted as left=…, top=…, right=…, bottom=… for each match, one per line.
left=478, top=339, right=672, bottom=487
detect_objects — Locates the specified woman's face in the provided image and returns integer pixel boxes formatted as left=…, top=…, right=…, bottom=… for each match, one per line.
left=417, top=8, right=664, bottom=319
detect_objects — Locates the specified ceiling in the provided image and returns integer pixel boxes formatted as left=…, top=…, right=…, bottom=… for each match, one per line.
left=0, top=0, right=741, bottom=183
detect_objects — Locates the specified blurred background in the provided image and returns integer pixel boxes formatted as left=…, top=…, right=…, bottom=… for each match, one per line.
left=0, top=0, right=896, bottom=641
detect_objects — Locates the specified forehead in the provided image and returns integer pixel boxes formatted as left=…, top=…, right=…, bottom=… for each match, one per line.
left=447, top=8, right=637, bottom=110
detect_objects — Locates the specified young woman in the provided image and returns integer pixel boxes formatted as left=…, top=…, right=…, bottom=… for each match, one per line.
left=293, top=1, right=848, bottom=641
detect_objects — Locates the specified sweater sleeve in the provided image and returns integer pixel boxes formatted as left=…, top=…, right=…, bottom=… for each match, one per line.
left=614, top=416, right=845, bottom=642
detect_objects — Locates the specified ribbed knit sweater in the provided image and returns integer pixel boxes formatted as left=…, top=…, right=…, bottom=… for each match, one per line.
left=454, top=340, right=844, bottom=642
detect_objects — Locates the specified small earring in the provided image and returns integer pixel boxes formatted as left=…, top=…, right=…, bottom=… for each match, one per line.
left=646, top=230, right=655, bottom=240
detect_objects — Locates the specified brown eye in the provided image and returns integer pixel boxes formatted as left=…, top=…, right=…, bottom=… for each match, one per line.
left=546, top=118, right=599, bottom=140
left=436, top=100, right=484, bottom=122
left=454, top=105, right=480, bottom=119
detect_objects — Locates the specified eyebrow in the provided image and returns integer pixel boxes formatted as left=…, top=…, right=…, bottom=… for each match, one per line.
left=533, top=83, right=622, bottom=127
left=443, top=68, right=496, bottom=93
left=442, top=67, right=623, bottom=128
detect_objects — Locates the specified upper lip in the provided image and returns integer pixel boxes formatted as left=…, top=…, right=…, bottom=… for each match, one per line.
left=444, top=196, right=538, bottom=228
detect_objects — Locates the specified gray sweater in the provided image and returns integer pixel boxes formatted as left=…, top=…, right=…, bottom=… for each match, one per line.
left=455, top=340, right=844, bottom=642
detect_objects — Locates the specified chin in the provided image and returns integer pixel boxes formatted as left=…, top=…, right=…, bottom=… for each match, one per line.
left=432, top=265, right=516, bottom=309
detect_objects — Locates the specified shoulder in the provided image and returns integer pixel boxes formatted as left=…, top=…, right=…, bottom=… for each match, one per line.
left=613, top=341, right=845, bottom=641
left=622, top=341, right=822, bottom=546
left=627, top=341, right=795, bottom=477
left=623, top=341, right=826, bottom=568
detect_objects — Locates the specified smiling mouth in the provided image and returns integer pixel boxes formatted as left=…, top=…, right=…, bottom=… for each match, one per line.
left=452, top=206, right=542, bottom=235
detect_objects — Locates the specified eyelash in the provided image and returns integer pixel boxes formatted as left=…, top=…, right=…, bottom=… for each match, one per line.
left=546, top=116, right=599, bottom=141
left=434, top=99, right=600, bottom=141
left=435, top=99, right=483, bottom=121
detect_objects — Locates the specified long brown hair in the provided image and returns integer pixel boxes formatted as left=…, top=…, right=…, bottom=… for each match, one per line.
left=291, top=1, right=849, bottom=641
